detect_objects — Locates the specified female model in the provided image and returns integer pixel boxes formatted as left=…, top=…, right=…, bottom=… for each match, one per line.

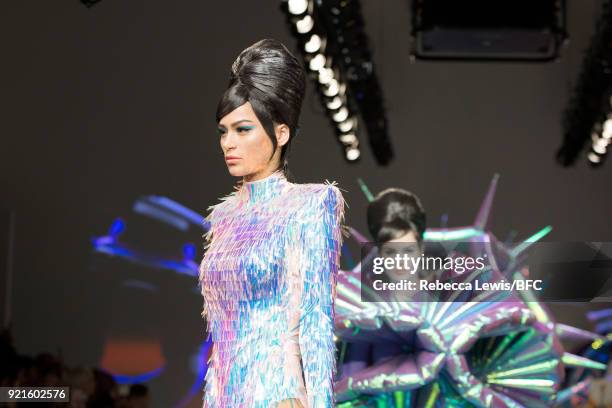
left=366, top=187, right=427, bottom=287
left=339, top=188, right=427, bottom=380
left=198, top=39, right=345, bottom=408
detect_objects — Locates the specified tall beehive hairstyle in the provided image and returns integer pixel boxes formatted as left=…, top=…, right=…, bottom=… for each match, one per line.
left=216, top=39, right=306, bottom=179
left=367, top=188, right=427, bottom=244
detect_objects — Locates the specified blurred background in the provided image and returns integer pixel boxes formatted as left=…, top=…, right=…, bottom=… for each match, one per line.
left=1, top=0, right=611, bottom=406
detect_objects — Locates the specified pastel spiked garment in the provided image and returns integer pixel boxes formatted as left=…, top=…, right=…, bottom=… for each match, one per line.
left=199, top=170, right=345, bottom=407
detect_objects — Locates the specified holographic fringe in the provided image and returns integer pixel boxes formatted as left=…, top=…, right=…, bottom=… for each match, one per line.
left=199, top=172, right=345, bottom=408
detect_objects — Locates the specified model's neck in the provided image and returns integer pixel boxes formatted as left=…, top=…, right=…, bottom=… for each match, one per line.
left=239, top=170, right=287, bottom=204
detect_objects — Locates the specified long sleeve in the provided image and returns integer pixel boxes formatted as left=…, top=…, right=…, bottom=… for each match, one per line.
left=296, top=184, right=345, bottom=407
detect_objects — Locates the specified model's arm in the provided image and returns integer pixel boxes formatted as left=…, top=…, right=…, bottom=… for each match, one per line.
left=199, top=203, right=219, bottom=323
left=296, top=184, right=345, bottom=408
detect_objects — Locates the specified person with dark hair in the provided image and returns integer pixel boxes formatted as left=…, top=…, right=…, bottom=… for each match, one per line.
left=215, top=38, right=305, bottom=182
left=33, top=353, right=63, bottom=387
left=199, top=39, right=345, bottom=408
left=367, top=188, right=426, bottom=246
left=126, top=383, right=149, bottom=408
left=338, top=188, right=427, bottom=382
left=366, top=188, right=427, bottom=285
left=88, top=368, right=119, bottom=408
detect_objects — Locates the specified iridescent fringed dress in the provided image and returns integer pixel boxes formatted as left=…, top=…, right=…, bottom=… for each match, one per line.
left=199, top=170, right=345, bottom=408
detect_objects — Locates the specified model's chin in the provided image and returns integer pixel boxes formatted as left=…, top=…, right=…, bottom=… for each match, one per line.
left=226, top=164, right=245, bottom=177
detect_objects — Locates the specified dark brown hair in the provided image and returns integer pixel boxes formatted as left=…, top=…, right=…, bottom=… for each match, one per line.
left=367, top=188, right=427, bottom=245
left=216, top=39, right=306, bottom=180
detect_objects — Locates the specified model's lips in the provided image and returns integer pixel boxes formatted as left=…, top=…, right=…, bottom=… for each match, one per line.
left=225, top=156, right=240, bottom=162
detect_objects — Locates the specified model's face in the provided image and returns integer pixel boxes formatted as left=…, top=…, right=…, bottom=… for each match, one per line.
left=379, top=230, right=422, bottom=282
left=217, top=102, right=289, bottom=181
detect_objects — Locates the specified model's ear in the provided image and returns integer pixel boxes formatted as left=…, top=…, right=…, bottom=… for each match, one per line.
left=275, top=123, right=290, bottom=147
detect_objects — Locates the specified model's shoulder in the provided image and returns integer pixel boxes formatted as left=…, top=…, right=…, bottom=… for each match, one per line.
left=204, top=189, right=239, bottom=224
left=289, top=180, right=341, bottom=198
left=289, top=180, right=344, bottom=213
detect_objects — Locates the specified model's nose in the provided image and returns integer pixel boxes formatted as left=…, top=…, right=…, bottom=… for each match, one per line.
left=220, top=133, right=237, bottom=152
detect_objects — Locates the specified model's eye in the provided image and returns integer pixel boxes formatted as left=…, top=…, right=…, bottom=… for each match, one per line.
left=381, top=248, right=395, bottom=257
left=237, top=126, right=254, bottom=133
left=217, top=128, right=226, bottom=136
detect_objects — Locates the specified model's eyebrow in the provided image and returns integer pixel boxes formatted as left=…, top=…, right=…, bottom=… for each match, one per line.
left=218, top=120, right=254, bottom=128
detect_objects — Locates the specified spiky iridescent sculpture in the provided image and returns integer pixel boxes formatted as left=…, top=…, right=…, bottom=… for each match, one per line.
left=334, top=175, right=606, bottom=407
